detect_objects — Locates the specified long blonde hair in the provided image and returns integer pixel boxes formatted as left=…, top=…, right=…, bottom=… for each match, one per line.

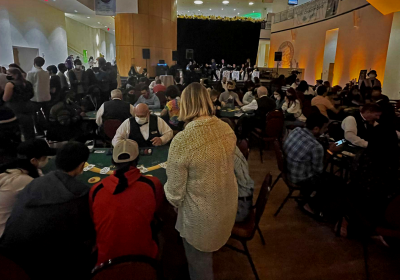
left=179, top=82, right=215, bottom=122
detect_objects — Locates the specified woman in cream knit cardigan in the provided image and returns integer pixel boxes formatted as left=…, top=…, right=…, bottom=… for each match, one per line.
left=164, top=82, right=237, bottom=280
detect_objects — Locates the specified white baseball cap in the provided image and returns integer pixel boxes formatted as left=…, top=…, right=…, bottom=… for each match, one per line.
left=113, top=140, right=139, bottom=163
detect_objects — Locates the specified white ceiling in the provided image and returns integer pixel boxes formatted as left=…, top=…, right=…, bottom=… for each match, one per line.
left=38, top=0, right=115, bottom=34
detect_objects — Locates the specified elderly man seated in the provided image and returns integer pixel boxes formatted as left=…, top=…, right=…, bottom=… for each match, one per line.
left=134, top=84, right=161, bottom=109
left=96, top=89, right=135, bottom=127
left=112, top=103, right=173, bottom=147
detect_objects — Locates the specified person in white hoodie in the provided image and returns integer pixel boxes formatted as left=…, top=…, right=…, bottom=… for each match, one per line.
left=0, top=139, right=53, bottom=236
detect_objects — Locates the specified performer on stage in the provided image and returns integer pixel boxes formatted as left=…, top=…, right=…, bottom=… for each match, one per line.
left=210, top=59, right=219, bottom=81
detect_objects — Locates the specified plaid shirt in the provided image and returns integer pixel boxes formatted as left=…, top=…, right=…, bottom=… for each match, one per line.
left=283, top=127, right=324, bottom=183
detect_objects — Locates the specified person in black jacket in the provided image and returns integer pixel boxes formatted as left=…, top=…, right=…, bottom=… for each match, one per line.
left=0, top=142, right=94, bottom=280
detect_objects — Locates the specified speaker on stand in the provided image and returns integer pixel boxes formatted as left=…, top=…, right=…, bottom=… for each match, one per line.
left=142, top=49, right=150, bottom=71
left=274, top=51, right=282, bottom=75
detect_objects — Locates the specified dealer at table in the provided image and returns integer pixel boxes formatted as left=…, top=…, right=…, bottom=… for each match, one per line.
left=112, top=103, right=173, bottom=147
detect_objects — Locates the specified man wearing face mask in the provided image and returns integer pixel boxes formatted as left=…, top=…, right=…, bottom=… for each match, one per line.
left=219, top=81, right=243, bottom=108
left=134, top=84, right=161, bottom=109
left=68, top=59, right=88, bottom=101
left=0, top=142, right=94, bottom=280
left=112, top=103, right=173, bottom=147
left=363, top=70, right=382, bottom=89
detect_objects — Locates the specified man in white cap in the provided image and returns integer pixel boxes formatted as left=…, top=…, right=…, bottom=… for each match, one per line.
left=89, top=139, right=164, bottom=266
left=95, top=89, right=135, bottom=127
left=112, top=103, right=173, bottom=147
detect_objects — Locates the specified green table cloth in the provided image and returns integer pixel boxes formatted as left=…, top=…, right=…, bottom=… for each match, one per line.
left=42, top=145, right=169, bottom=185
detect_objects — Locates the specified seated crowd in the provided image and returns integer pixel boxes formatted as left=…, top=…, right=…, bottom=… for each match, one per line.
left=0, top=57, right=399, bottom=280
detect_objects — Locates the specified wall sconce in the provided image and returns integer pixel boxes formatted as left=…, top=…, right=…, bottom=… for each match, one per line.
left=353, top=10, right=360, bottom=27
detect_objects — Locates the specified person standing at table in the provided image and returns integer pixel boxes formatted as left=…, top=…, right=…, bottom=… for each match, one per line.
left=219, top=81, right=243, bottom=108
left=46, top=65, right=62, bottom=107
left=112, top=103, right=173, bottom=147
left=363, top=70, right=382, bottom=89
left=89, top=139, right=164, bottom=266
left=26, top=56, right=50, bottom=136
left=341, top=103, right=382, bottom=148
left=134, top=84, right=161, bottom=109
left=68, top=59, right=88, bottom=102
left=57, top=63, right=69, bottom=90
left=3, top=68, right=35, bottom=140
left=164, top=82, right=237, bottom=280
left=96, top=89, right=135, bottom=127
left=0, top=142, right=94, bottom=280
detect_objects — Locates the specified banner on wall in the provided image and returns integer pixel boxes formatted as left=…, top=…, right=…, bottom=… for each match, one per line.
left=294, top=0, right=327, bottom=25
left=95, top=0, right=116, bottom=16
left=325, top=0, right=339, bottom=18
left=82, top=50, right=88, bottom=63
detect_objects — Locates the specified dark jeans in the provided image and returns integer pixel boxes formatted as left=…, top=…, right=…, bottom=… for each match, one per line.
left=32, top=101, right=50, bottom=135
left=16, top=113, right=35, bottom=141
left=297, top=172, right=345, bottom=220
left=211, top=70, right=219, bottom=81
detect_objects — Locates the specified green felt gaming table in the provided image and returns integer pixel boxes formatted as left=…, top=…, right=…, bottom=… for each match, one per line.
left=42, top=145, right=169, bottom=186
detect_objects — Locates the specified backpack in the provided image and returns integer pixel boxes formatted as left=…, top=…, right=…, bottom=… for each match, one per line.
left=53, top=103, right=80, bottom=126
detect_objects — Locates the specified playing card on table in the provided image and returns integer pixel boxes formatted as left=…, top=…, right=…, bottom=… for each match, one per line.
left=83, top=164, right=95, bottom=172
left=100, top=167, right=110, bottom=174
left=94, top=150, right=106, bottom=154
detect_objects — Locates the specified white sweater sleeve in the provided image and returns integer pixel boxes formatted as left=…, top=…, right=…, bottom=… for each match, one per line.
left=341, top=116, right=368, bottom=148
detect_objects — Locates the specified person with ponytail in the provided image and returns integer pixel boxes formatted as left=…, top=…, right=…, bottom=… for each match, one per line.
left=89, top=139, right=164, bottom=266
left=0, top=139, right=54, bottom=236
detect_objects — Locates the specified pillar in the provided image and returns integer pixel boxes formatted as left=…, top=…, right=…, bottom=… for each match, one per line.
left=115, top=0, right=177, bottom=77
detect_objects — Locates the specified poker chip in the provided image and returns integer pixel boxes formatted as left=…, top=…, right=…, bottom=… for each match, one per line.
left=88, top=177, right=101, bottom=184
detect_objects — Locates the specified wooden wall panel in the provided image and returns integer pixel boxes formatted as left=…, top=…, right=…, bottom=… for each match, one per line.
left=162, top=0, right=172, bottom=21
left=116, top=46, right=134, bottom=77
left=171, top=21, right=177, bottom=50
left=171, top=0, right=177, bottom=22
left=162, top=19, right=172, bottom=50
left=148, top=0, right=162, bottom=17
left=115, top=14, right=134, bottom=46
left=138, top=0, right=148, bottom=15
left=133, top=14, right=149, bottom=47
left=148, top=16, right=163, bottom=48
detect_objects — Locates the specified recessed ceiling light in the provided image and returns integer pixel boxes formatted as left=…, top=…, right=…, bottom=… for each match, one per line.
left=234, top=8, right=236, bottom=11
left=198, top=10, right=200, bottom=11
left=253, top=11, right=254, bottom=12
left=113, top=30, right=115, bottom=32
left=74, top=10, right=78, bottom=12
left=221, top=8, right=223, bottom=10
left=87, top=17, right=90, bottom=18
left=249, top=2, right=254, bottom=5
left=222, top=0, right=229, bottom=4
left=209, top=8, right=212, bottom=10
left=98, top=22, right=101, bottom=24
left=194, top=0, right=203, bottom=4
left=105, top=26, right=108, bottom=27
left=238, top=12, right=240, bottom=14
left=188, top=10, right=190, bottom=12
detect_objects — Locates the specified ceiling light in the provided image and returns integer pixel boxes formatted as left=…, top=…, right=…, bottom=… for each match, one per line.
left=234, top=9, right=236, bottom=11
left=74, top=10, right=78, bottom=12
left=105, top=26, right=108, bottom=27
left=87, top=17, right=90, bottom=18
left=222, top=0, right=229, bottom=4
left=113, top=30, right=115, bottom=32
left=209, top=9, right=212, bottom=10
left=253, top=11, right=254, bottom=12
left=249, top=2, right=254, bottom=5
left=194, top=1, right=203, bottom=4
left=98, top=22, right=101, bottom=24
left=222, top=8, right=223, bottom=10
left=198, top=10, right=200, bottom=11
left=188, top=10, right=190, bottom=12
left=238, top=13, right=240, bottom=14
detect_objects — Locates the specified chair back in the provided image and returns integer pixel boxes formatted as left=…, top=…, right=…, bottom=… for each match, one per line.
left=103, top=119, right=122, bottom=140
left=220, top=118, right=236, bottom=131
left=265, top=110, right=284, bottom=138
left=92, top=255, right=158, bottom=280
left=155, top=91, right=167, bottom=108
left=385, top=195, right=400, bottom=229
left=254, top=173, right=273, bottom=228
left=237, top=139, right=249, bottom=160
left=273, top=140, right=284, bottom=173
left=0, top=253, right=30, bottom=280
left=328, top=121, right=344, bottom=141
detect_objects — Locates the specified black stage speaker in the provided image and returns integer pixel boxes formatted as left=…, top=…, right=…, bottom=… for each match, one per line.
left=186, top=49, right=194, bottom=60
left=142, top=49, right=150, bottom=59
left=172, top=51, right=178, bottom=61
left=274, top=52, right=282, bottom=62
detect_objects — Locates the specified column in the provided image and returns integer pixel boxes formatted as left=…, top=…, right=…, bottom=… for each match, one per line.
left=115, top=0, right=177, bottom=77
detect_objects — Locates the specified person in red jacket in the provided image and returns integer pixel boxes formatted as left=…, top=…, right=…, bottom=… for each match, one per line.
left=89, top=139, right=164, bottom=265
left=152, top=79, right=166, bottom=93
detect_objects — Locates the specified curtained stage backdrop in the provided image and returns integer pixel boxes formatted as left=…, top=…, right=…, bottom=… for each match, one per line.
left=177, top=18, right=261, bottom=66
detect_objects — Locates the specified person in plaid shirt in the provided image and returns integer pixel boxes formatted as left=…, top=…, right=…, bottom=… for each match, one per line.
left=283, top=113, right=343, bottom=218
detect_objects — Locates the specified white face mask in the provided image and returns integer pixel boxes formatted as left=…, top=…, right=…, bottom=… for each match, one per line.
left=38, top=157, right=49, bottom=168
left=135, top=117, right=147, bottom=125
left=369, top=74, right=376, bottom=78
left=274, top=95, right=281, bottom=100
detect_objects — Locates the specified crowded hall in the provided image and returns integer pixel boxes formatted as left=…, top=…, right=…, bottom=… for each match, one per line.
left=1, top=0, right=400, bottom=279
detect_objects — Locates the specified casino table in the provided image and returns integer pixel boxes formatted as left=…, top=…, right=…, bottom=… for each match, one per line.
left=218, top=107, right=244, bottom=118
left=82, top=111, right=97, bottom=121
left=42, top=145, right=169, bottom=186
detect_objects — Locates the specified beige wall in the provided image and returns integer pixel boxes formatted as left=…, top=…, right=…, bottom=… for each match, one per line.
left=65, top=17, right=116, bottom=67
left=269, top=0, right=393, bottom=87
left=0, top=0, right=68, bottom=69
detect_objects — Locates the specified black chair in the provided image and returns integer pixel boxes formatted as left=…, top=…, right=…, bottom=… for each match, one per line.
left=91, top=255, right=159, bottom=280
left=272, top=140, right=303, bottom=217
left=237, top=139, right=250, bottom=161
left=226, top=173, right=273, bottom=280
